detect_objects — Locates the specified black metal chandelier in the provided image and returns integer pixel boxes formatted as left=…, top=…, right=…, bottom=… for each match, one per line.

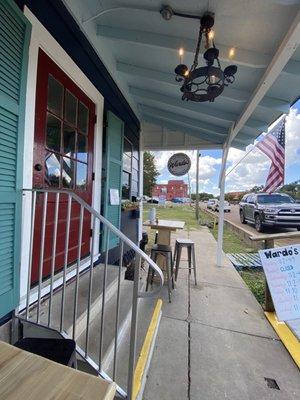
left=163, top=9, right=238, bottom=102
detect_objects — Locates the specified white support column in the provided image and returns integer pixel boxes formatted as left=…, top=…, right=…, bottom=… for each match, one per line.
left=216, top=130, right=233, bottom=267
left=216, top=148, right=227, bottom=267
left=138, top=131, right=144, bottom=241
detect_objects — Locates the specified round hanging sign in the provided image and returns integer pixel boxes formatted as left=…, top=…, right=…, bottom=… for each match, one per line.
left=167, top=153, right=191, bottom=176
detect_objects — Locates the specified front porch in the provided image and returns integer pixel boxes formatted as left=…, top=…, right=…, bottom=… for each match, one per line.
left=144, top=226, right=300, bottom=400
left=0, top=0, right=300, bottom=399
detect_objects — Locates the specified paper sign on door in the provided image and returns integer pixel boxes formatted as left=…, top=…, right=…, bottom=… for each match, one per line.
left=110, top=189, right=120, bottom=205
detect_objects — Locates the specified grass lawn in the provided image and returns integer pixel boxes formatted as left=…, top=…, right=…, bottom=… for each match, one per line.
left=143, top=203, right=199, bottom=231
left=143, top=203, right=265, bottom=305
left=240, top=269, right=265, bottom=306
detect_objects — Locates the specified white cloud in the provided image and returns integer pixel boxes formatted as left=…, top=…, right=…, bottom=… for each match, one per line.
left=225, top=109, right=300, bottom=192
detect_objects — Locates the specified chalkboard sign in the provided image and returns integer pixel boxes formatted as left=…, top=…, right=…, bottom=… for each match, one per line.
left=259, top=245, right=300, bottom=322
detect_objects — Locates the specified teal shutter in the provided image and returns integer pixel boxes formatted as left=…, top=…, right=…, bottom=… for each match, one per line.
left=102, top=111, right=124, bottom=250
left=0, top=0, right=31, bottom=318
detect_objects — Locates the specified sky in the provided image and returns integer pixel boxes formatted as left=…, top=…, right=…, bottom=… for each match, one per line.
left=153, top=101, right=300, bottom=196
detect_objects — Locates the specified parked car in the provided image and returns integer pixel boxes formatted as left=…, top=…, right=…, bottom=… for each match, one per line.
left=212, top=200, right=231, bottom=212
left=142, top=195, right=151, bottom=202
left=147, top=197, right=159, bottom=204
left=207, top=199, right=218, bottom=209
left=239, top=193, right=300, bottom=232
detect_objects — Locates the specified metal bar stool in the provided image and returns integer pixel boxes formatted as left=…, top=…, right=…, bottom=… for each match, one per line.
left=146, top=244, right=174, bottom=302
left=173, top=239, right=197, bottom=285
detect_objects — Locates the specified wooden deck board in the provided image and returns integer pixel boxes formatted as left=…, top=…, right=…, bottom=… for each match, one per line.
left=0, top=341, right=116, bottom=400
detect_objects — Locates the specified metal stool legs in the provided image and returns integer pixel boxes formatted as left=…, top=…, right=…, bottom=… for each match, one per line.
left=175, top=244, right=182, bottom=281
left=192, top=244, right=197, bottom=285
left=147, top=249, right=173, bottom=302
left=174, top=242, right=197, bottom=285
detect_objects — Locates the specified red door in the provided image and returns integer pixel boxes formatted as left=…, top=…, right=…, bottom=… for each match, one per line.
left=31, top=49, right=95, bottom=284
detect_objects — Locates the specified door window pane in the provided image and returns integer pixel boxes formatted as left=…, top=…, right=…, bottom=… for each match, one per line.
left=76, top=162, right=87, bottom=189
left=78, top=102, right=89, bottom=134
left=132, top=157, right=138, bottom=170
left=62, top=157, right=74, bottom=188
left=132, top=169, right=138, bottom=182
left=46, top=113, right=61, bottom=152
left=45, top=152, right=60, bottom=187
left=63, top=124, right=76, bottom=158
left=77, top=133, right=88, bottom=163
left=65, top=90, right=77, bottom=125
left=131, top=180, right=138, bottom=195
left=122, top=171, right=130, bottom=199
left=47, top=75, right=63, bottom=117
left=123, top=154, right=131, bottom=173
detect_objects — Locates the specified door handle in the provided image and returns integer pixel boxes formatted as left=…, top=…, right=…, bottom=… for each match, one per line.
left=34, top=163, right=43, bottom=171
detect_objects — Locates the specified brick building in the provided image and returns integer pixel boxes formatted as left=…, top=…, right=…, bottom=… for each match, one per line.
left=152, top=180, right=188, bottom=201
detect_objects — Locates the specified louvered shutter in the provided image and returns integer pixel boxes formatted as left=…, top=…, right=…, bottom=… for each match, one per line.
left=102, top=111, right=124, bottom=250
left=0, top=0, right=31, bottom=318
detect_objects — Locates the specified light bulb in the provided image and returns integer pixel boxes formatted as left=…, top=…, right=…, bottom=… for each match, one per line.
left=179, top=48, right=184, bottom=64
left=208, top=30, right=214, bottom=40
left=229, top=47, right=235, bottom=59
left=209, top=75, right=217, bottom=84
left=184, top=69, right=189, bottom=77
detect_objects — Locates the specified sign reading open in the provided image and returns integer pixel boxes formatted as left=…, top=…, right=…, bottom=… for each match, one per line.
left=167, top=153, right=191, bottom=176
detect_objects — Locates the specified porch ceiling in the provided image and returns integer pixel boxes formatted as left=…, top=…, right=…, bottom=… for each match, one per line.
left=63, top=0, right=300, bottom=150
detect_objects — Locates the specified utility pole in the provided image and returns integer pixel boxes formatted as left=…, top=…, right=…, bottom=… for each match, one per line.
left=195, top=151, right=201, bottom=220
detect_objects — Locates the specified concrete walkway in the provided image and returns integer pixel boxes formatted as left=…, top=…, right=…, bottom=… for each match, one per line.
left=143, top=227, right=300, bottom=400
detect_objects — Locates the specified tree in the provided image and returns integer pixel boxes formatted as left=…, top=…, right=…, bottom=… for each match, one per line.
left=280, top=181, right=300, bottom=200
left=250, top=185, right=264, bottom=193
left=143, top=151, right=159, bottom=196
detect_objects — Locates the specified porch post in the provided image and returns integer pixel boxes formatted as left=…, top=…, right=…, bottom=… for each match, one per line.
left=138, top=131, right=144, bottom=241
left=216, top=123, right=235, bottom=267
left=195, top=150, right=200, bottom=220
left=216, top=150, right=226, bottom=266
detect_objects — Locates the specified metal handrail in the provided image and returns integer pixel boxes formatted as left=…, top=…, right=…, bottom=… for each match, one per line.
left=19, top=188, right=164, bottom=399
left=23, top=188, right=164, bottom=295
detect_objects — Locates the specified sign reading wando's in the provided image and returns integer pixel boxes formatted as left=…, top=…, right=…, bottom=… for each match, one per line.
left=167, top=153, right=191, bottom=177
left=259, top=245, right=300, bottom=321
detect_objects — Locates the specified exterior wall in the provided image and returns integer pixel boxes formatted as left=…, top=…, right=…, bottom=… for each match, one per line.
left=100, top=115, right=140, bottom=265
left=152, top=180, right=188, bottom=201
left=9, top=1, right=141, bottom=310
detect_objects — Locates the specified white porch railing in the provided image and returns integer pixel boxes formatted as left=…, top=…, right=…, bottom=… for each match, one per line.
left=15, top=188, right=163, bottom=399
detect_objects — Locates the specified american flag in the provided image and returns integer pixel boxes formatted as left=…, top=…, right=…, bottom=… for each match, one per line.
left=256, top=116, right=286, bottom=194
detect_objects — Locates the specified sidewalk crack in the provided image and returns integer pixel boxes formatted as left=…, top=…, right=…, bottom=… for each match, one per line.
left=190, top=318, right=280, bottom=341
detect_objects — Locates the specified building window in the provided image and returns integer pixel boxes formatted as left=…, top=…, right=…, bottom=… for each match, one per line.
left=122, top=137, right=139, bottom=200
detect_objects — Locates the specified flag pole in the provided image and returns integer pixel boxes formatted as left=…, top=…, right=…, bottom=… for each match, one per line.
left=195, top=150, right=201, bottom=220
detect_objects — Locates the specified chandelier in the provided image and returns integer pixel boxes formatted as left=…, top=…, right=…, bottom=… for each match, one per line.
left=163, top=9, right=238, bottom=102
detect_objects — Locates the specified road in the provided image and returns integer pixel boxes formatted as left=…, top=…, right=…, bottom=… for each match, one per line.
left=200, top=203, right=300, bottom=247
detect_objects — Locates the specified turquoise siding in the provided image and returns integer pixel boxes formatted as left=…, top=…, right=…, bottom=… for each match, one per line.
left=102, top=111, right=124, bottom=250
left=0, top=0, right=31, bottom=318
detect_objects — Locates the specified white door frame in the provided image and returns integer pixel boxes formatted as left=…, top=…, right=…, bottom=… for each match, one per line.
left=19, top=8, right=104, bottom=303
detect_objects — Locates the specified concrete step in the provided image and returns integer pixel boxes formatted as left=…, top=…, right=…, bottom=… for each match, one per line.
left=76, top=273, right=158, bottom=395
left=25, top=263, right=123, bottom=338
left=77, top=277, right=134, bottom=374
left=106, top=296, right=157, bottom=393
